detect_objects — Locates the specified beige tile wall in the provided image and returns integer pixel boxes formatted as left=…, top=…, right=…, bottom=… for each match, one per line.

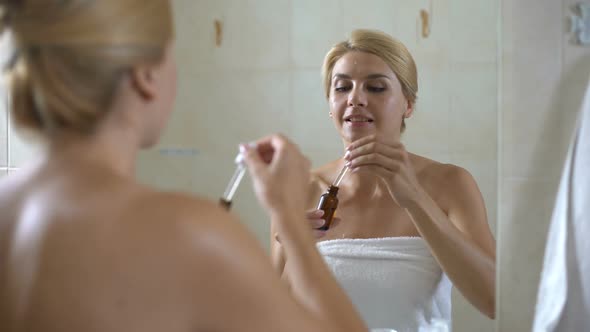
left=499, top=0, right=560, bottom=327
left=2, top=83, right=40, bottom=171
left=175, top=0, right=291, bottom=72
left=499, top=0, right=590, bottom=330
left=8, top=129, right=40, bottom=168
left=1, top=34, right=10, bottom=169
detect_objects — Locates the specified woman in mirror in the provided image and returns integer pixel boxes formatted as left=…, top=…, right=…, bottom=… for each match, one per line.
left=0, top=1, right=370, bottom=331
left=272, top=29, right=496, bottom=331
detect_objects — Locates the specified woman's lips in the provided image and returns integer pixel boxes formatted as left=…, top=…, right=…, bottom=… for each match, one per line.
left=345, top=116, right=374, bottom=127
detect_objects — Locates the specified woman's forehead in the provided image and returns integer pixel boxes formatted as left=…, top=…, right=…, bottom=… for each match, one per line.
left=332, top=51, right=394, bottom=78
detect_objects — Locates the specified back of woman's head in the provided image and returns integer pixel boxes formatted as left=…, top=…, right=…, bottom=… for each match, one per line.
left=0, top=0, right=173, bottom=137
left=322, top=29, right=418, bottom=105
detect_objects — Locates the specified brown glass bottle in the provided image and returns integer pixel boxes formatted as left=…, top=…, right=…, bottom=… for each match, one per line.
left=219, top=198, right=232, bottom=211
left=316, top=185, right=339, bottom=231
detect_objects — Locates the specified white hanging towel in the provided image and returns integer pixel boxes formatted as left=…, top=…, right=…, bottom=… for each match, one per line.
left=533, top=78, right=590, bottom=331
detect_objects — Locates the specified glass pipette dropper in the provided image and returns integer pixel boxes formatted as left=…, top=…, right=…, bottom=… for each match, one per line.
left=332, top=164, right=349, bottom=187
left=219, top=151, right=247, bottom=210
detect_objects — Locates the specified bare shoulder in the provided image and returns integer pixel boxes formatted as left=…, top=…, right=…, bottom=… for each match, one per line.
left=137, top=190, right=223, bottom=217
left=412, top=154, right=479, bottom=193
left=439, top=165, right=482, bottom=203
left=130, top=190, right=297, bottom=322
left=411, top=154, right=485, bottom=217
left=123, top=189, right=271, bottom=283
left=131, top=189, right=262, bottom=250
left=436, top=163, right=477, bottom=190
left=413, top=154, right=494, bottom=239
left=128, top=189, right=240, bottom=238
left=140, top=192, right=338, bottom=331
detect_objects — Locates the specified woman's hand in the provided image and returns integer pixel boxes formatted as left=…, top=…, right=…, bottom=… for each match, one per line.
left=306, top=209, right=342, bottom=239
left=345, top=134, right=422, bottom=208
left=274, top=209, right=341, bottom=244
left=241, top=134, right=311, bottom=216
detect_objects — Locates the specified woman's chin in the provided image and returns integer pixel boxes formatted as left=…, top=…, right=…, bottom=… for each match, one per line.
left=345, top=131, right=375, bottom=143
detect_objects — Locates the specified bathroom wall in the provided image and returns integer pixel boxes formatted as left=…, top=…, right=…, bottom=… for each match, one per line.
left=0, top=33, right=11, bottom=176
left=0, top=31, right=40, bottom=176
left=498, top=0, right=590, bottom=330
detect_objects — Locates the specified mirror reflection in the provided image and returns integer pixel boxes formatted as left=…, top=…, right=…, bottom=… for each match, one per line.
left=139, top=1, right=499, bottom=331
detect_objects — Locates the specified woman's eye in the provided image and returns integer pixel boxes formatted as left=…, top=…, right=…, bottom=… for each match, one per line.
left=334, top=86, right=351, bottom=92
left=368, top=86, right=386, bottom=92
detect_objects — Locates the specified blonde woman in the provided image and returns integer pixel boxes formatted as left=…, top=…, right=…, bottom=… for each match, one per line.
left=272, top=29, right=496, bottom=331
left=0, top=1, right=369, bottom=331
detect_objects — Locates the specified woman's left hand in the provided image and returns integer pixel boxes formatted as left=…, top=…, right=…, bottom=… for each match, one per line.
left=345, top=134, right=422, bottom=208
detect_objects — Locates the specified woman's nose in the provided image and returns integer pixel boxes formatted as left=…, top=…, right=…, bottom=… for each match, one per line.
left=348, top=87, right=367, bottom=107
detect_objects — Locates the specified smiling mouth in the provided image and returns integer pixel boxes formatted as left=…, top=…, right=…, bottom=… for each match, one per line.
left=345, top=116, right=374, bottom=123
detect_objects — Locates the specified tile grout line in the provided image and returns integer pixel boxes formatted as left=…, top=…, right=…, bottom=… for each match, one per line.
left=495, top=0, right=504, bottom=329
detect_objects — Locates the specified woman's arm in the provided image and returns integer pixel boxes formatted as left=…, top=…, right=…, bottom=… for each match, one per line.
left=236, top=134, right=368, bottom=331
left=346, top=135, right=496, bottom=319
left=405, top=167, right=496, bottom=319
left=270, top=221, right=286, bottom=274
left=185, top=205, right=367, bottom=332
left=270, top=173, right=326, bottom=283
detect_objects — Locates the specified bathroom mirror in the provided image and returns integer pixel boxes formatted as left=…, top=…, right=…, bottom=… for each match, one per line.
left=0, top=1, right=499, bottom=331
left=136, top=1, right=499, bottom=332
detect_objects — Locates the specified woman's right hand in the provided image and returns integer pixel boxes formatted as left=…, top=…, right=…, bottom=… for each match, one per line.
left=274, top=209, right=341, bottom=243
left=307, top=209, right=341, bottom=239
left=241, top=134, right=311, bottom=216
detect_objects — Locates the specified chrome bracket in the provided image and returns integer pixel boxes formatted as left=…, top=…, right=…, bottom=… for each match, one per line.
left=570, top=3, right=590, bottom=45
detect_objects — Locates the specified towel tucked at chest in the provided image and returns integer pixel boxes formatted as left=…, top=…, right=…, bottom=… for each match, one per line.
left=317, top=237, right=452, bottom=332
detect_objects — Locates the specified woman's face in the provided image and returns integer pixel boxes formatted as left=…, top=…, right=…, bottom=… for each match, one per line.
left=328, top=51, right=413, bottom=146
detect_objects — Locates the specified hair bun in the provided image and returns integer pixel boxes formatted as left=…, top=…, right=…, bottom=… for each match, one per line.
left=3, top=0, right=172, bottom=138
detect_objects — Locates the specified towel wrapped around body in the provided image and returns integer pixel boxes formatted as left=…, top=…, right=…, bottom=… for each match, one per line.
left=317, top=237, right=452, bottom=332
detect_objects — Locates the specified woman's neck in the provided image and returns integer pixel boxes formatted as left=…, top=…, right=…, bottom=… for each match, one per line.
left=330, top=159, right=389, bottom=202
left=46, top=122, right=140, bottom=179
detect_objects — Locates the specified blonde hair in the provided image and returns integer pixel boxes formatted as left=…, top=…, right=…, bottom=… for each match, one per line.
left=321, top=29, right=418, bottom=131
left=0, top=0, right=173, bottom=137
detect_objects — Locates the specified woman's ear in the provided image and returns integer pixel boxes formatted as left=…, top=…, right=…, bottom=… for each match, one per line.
left=404, top=100, right=415, bottom=118
left=130, top=65, right=157, bottom=100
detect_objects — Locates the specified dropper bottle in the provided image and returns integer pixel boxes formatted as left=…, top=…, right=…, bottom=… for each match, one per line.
left=316, top=164, right=349, bottom=231
left=219, top=151, right=247, bottom=210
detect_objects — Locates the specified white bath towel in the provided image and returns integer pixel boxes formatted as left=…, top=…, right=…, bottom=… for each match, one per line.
left=533, top=79, right=590, bottom=331
left=317, top=237, right=452, bottom=332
